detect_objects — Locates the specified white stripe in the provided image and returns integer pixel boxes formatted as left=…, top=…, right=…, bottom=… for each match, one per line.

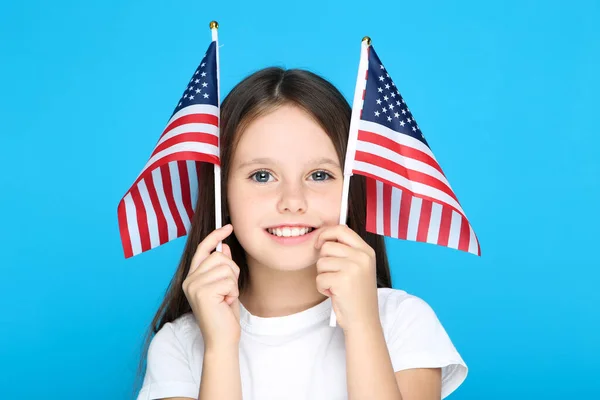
left=169, top=161, right=192, bottom=231
left=427, top=202, right=442, bottom=245
left=138, top=179, right=160, bottom=250
left=136, top=142, right=219, bottom=182
left=124, top=192, right=142, bottom=257
left=358, top=120, right=440, bottom=164
left=164, top=104, right=219, bottom=128
left=376, top=181, right=384, bottom=235
left=353, top=160, right=465, bottom=216
left=406, top=197, right=422, bottom=241
left=468, top=223, right=478, bottom=255
left=157, top=122, right=219, bottom=148
left=355, top=140, right=451, bottom=189
left=152, top=167, right=178, bottom=242
left=390, top=187, right=402, bottom=238
left=447, top=211, right=462, bottom=249
left=187, top=160, right=199, bottom=212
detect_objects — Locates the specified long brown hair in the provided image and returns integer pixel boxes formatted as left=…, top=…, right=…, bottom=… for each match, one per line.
left=132, top=67, right=393, bottom=396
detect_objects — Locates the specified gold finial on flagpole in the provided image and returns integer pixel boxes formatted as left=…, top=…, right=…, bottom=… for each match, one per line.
left=362, top=36, right=372, bottom=45
left=210, top=21, right=219, bottom=29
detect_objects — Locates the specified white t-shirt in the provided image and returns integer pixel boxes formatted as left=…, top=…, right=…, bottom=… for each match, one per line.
left=137, top=288, right=467, bottom=400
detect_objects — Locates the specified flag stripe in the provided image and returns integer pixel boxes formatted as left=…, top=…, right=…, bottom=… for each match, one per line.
left=398, top=184, right=411, bottom=240
left=160, top=163, right=186, bottom=239
left=355, top=150, right=459, bottom=203
left=416, top=199, right=432, bottom=243
left=144, top=172, right=169, bottom=247
left=357, top=129, right=446, bottom=178
left=131, top=184, right=150, bottom=255
left=152, top=167, right=178, bottom=242
left=161, top=113, right=219, bottom=141
left=353, top=162, right=466, bottom=218
left=153, top=131, right=219, bottom=158
left=383, top=183, right=392, bottom=236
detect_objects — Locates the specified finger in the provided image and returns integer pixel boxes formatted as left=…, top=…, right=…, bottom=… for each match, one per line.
left=315, top=225, right=370, bottom=253
left=189, top=252, right=240, bottom=280
left=198, top=264, right=239, bottom=286
left=316, top=271, right=337, bottom=297
left=318, top=241, right=352, bottom=258
left=209, top=277, right=239, bottom=301
left=316, top=256, right=345, bottom=274
left=188, top=224, right=233, bottom=276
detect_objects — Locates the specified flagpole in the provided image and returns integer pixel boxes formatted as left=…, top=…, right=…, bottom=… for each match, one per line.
left=330, top=36, right=371, bottom=328
left=211, top=20, right=223, bottom=253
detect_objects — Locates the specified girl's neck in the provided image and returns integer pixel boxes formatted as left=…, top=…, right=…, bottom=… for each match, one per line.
left=239, top=259, right=328, bottom=318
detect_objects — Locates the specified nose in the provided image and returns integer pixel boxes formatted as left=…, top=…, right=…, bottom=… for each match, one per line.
left=277, top=180, right=307, bottom=214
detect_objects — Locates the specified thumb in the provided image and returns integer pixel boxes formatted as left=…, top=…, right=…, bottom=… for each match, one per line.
left=222, top=243, right=232, bottom=259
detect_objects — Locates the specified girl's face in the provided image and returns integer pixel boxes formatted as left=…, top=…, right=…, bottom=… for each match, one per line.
left=227, top=104, right=344, bottom=271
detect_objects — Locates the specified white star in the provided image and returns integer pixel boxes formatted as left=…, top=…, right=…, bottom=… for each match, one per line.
left=378, top=87, right=383, bottom=93
left=387, top=116, right=392, bottom=122
left=388, top=103, right=395, bottom=110
left=379, top=76, right=385, bottom=82
left=374, top=111, right=380, bottom=117
left=392, top=82, right=395, bottom=86
left=402, top=109, right=407, bottom=115
left=383, top=95, right=389, bottom=102
left=412, top=126, right=417, bottom=132
left=407, top=118, right=412, bottom=123
left=189, top=86, right=194, bottom=91
left=194, top=71, right=199, bottom=75
left=201, top=72, right=207, bottom=77
left=203, top=93, right=209, bottom=98
left=386, top=73, right=389, bottom=78
left=189, top=95, right=195, bottom=100
left=391, top=92, right=396, bottom=98
left=382, top=107, right=387, bottom=113
left=376, top=98, right=382, bottom=105
left=202, top=82, right=208, bottom=87
left=401, top=98, right=405, bottom=103
left=201, top=62, right=206, bottom=68
left=394, top=112, right=400, bottom=118
left=400, top=120, right=406, bottom=127
left=385, top=84, right=390, bottom=89
left=178, top=102, right=182, bottom=107
left=195, top=79, right=200, bottom=84
left=195, top=88, right=201, bottom=93
left=184, top=94, right=188, bottom=98
left=396, top=101, right=401, bottom=106
left=380, top=65, right=385, bottom=69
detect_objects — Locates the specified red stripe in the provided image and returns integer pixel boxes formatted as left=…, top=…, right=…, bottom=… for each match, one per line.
left=437, top=207, right=452, bottom=247
left=127, top=151, right=219, bottom=194
left=353, top=170, right=467, bottom=220
left=117, top=199, right=133, bottom=258
left=152, top=132, right=219, bottom=158
left=131, top=183, right=151, bottom=254
left=416, top=199, right=432, bottom=243
left=362, top=89, right=365, bottom=100
left=358, top=129, right=445, bottom=177
left=354, top=150, right=459, bottom=204
left=398, top=189, right=412, bottom=240
left=178, top=160, right=194, bottom=221
left=365, top=177, right=377, bottom=234
left=458, top=215, right=471, bottom=253
left=365, top=69, right=368, bottom=80
left=161, top=113, right=219, bottom=140
left=160, top=163, right=187, bottom=238
left=383, top=183, right=391, bottom=236
left=144, top=172, right=169, bottom=247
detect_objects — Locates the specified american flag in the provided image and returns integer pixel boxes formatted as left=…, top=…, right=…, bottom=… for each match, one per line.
left=351, top=45, right=480, bottom=256
left=117, top=41, right=220, bottom=258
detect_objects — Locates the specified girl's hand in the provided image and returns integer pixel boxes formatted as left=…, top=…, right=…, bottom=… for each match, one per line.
left=182, top=224, right=241, bottom=350
left=314, top=225, right=381, bottom=332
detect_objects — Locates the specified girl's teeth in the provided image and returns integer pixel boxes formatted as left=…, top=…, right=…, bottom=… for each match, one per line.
left=268, top=227, right=313, bottom=237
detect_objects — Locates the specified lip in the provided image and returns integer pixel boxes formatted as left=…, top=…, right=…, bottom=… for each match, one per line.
left=265, top=223, right=316, bottom=229
left=264, top=226, right=319, bottom=245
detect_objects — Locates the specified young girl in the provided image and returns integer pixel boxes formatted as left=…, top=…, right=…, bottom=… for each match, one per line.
left=134, top=67, right=468, bottom=400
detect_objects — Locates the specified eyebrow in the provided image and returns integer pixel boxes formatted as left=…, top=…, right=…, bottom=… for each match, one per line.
left=237, top=157, right=341, bottom=170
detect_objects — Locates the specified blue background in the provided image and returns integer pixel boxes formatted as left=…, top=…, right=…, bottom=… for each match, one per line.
left=1, top=0, right=598, bottom=399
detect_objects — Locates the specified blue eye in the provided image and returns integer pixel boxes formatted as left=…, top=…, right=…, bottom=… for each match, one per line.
left=311, top=170, right=332, bottom=181
left=251, top=170, right=272, bottom=183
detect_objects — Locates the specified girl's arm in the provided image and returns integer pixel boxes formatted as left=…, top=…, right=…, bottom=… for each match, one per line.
left=344, top=321, right=441, bottom=400
left=197, top=347, right=242, bottom=400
